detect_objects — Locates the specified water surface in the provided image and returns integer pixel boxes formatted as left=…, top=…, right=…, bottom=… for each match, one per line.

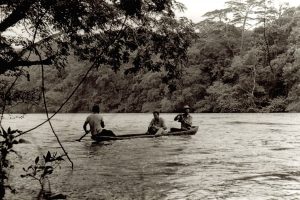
left=3, top=113, right=300, bottom=199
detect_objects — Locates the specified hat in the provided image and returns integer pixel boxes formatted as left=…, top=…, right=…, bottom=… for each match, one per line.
left=183, top=105, right=190, bottom=109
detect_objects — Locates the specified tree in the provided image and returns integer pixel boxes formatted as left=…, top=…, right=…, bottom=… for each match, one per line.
left=0, top=0, right=195, bottom=112
left=203, top=0, right=277, bottom=54
left=0, top=0, right=196, bottom=121
left=225, top=0, right=264, bottom=54
left=254, top=0, right=278, bottom=74
left=0, top=0, right=195, bottom=198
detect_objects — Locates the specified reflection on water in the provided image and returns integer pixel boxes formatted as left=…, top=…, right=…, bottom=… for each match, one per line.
left=3, top=113, right=300, bottom=199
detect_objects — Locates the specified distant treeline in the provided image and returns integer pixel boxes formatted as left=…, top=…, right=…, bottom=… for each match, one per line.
left=5, top=4, right=300, bottom=113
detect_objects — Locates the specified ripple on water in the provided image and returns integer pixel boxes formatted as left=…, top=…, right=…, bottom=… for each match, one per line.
left=4, top=113, right=300, bottom=199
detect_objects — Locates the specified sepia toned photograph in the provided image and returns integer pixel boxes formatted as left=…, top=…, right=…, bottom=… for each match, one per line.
left=1, top=0, right=300, bottom=199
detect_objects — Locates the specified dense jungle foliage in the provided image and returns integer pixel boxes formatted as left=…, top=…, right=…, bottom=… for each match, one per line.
left=0, top=1, right=195, bottom=198
left=3, top=1, right=300, bottom=113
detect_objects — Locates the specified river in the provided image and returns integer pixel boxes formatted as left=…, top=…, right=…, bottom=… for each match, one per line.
left=3, top=113, right=300, bottom=199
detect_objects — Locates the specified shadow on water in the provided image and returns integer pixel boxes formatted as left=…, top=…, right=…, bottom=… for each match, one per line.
left=157, top=162, right=188, bottom=167
left=231, top=171, right=300, bottom=182
left=271, top=147, right=294, bottom=151
left=90, top=141, right=113, bottom=147
left=8, top=113, right=300, bottom=199
left=228, top=121, right=297, bottom=126
left=208, top=171, right=300, bottom=199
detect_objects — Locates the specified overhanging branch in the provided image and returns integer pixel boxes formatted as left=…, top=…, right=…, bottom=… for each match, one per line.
left=0, top=56, right=54, bottom=74
left=0, top=0, right=37, bottom=32
left=10, top=56, right=54, bottom=67
left=17, top=33, right=62, bottom=58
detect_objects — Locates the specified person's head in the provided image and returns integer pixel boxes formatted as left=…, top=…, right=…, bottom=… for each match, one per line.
left=183, top=105, right=190, bottom=114
left=153, top=111, right=159, bottom=119
left=92, top=105, right=100, bottom=113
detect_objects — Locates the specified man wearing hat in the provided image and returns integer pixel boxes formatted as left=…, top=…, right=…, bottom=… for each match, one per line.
left=174, top=105, right=192, bottom=130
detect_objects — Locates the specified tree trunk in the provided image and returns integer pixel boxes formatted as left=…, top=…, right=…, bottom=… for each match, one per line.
left=262, top=6, right=275, bottom=76
left=240, top=10, right=249, bottom=55
left=251, top=65, right=257, bottom=106
left=0, top=161, right=5, bottom=200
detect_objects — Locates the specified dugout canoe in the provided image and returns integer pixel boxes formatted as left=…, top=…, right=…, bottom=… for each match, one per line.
left=93, top=126, right=199, bottom=142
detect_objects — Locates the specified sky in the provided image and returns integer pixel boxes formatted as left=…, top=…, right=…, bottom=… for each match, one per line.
left=175, top=0, right=300, bottom=22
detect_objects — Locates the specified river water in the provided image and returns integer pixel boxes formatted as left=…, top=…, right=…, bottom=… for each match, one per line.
left=3, top=113, right=300, bottom=199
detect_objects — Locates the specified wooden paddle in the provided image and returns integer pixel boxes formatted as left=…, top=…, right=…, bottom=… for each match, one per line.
left=76, top=131, right=90, bottom=142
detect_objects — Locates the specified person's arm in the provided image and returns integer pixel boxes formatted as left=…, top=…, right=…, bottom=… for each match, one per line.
left=101, top=120, right=105, bottom=128
left=174, top=114, right=182, bottom=121
left=162, top=118, right=167, bottom=130
left=83, top=121, right=89, bottom=133
left=147, top=119, right=154, bottom=134
left=149, top=119, right=154, bottom=128
left=182, top=115, right=192, bottom=127
left=187, top=115, right=192, bottom=126
left=77, top=121, right=90, bottom=142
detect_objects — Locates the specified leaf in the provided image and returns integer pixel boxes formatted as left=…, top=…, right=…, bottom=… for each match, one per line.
left=45, top=151, right=51, bottom=162
left=3, top=174, right=8, bottom=180
left=44, top=166, right=54, bottom=175
left=16, top=129, right=22, bottom=133
left=47, top=169, right=53, bottom=174
left=12, top=140, right=19, bottom=144
left=3, top=161, right=9, bottom=168
left=35, top=156, right=39, bottom=164
left=56, top=156, right=64, bottom=161
left=42, top=166, right=53, bottom=177
left=2, top=128, right=7, bottom=138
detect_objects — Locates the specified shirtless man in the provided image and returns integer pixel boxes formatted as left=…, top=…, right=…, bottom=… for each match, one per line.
left=78, top=105, right=115, bottom=141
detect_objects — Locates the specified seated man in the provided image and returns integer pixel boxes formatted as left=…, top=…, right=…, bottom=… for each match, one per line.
left=83, top=105, right=115, bottom=141
left=147, top=111, right=167, bottom=135
left=173, top=105, right=192, bottom=131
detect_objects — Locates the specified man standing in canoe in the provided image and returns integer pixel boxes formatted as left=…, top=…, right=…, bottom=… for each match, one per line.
left=174, top=105, right=192, bottom=130
left=147, top=111, right=167, bottom=135
left=77, top=105, right=115, bottom=141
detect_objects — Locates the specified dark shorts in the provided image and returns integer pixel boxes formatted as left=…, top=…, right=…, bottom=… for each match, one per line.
left=147, top=127, right=159, bottom=135
left=91, top=129, right=116, bottom=140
